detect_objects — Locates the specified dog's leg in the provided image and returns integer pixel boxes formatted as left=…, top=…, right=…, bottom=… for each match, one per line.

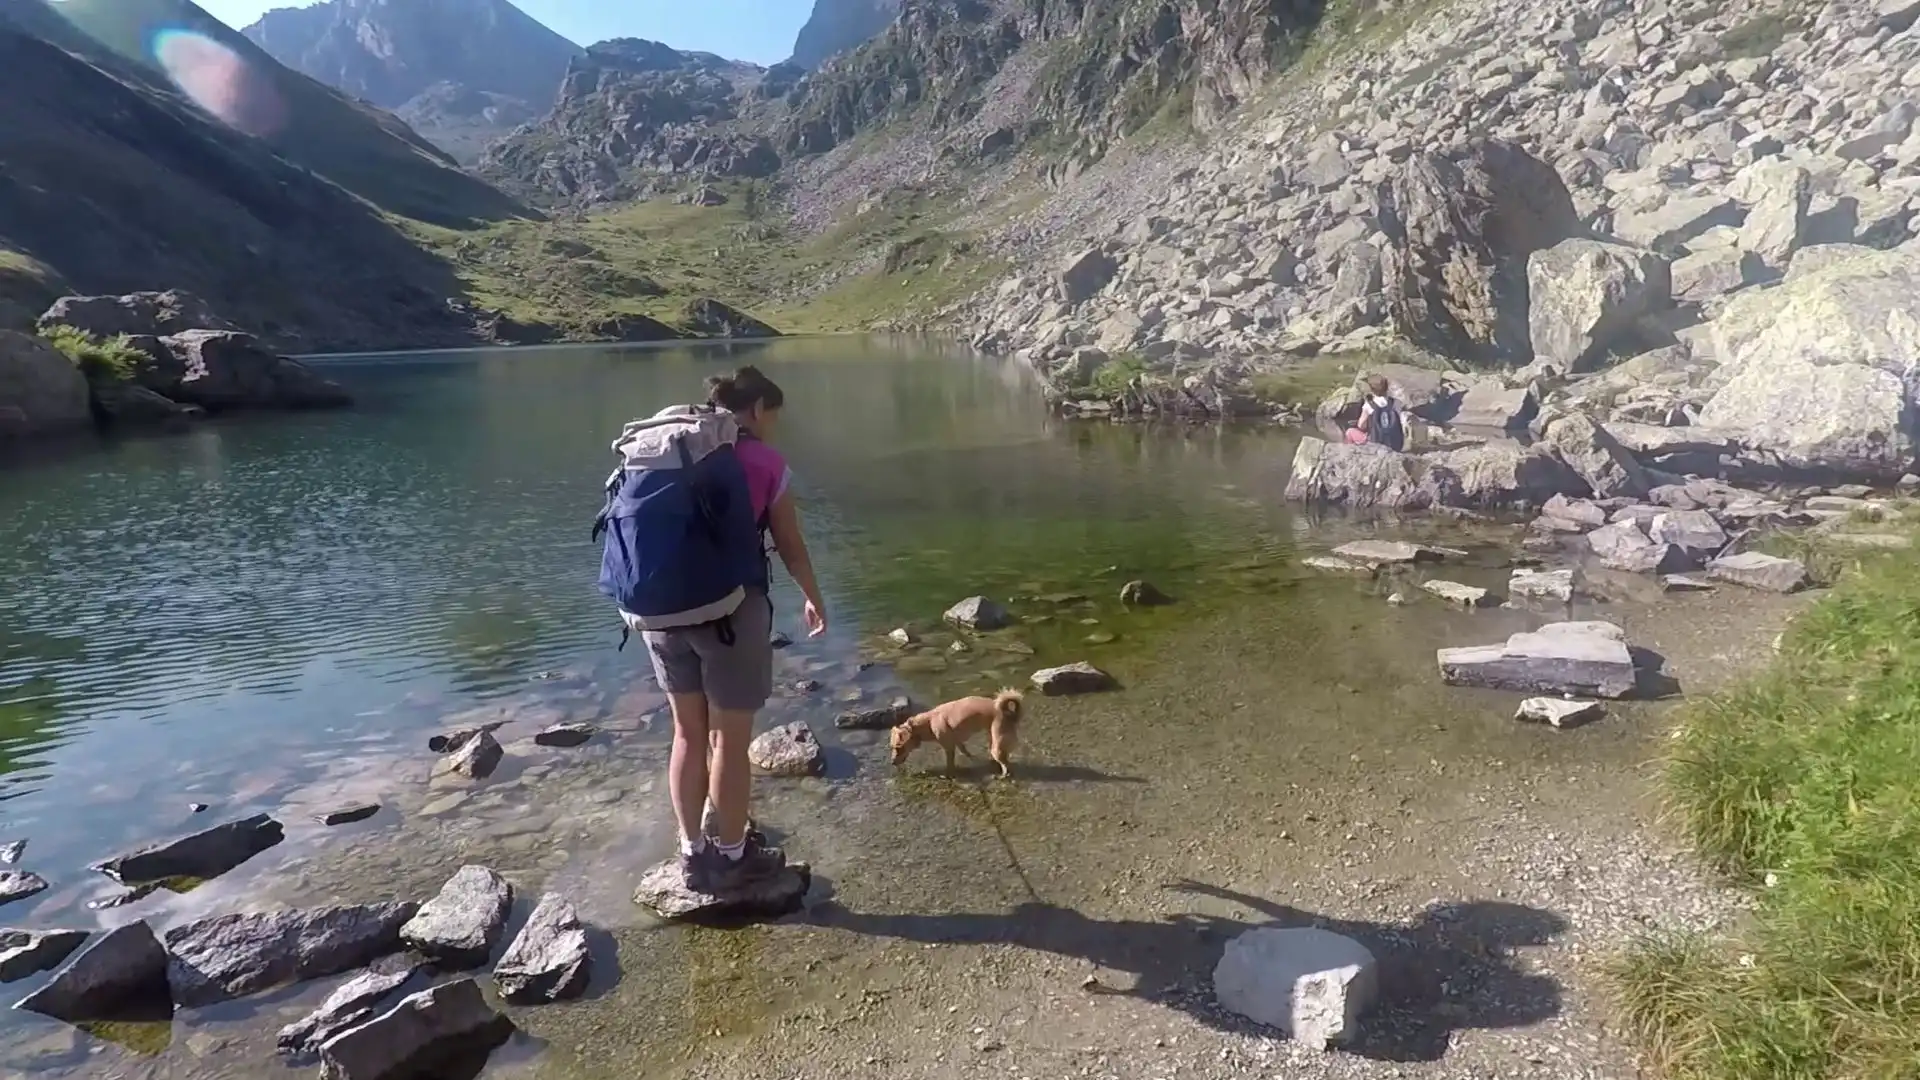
left=943, top=743, right=958, bottom=773
left=956, top=742, right=978, bottom=759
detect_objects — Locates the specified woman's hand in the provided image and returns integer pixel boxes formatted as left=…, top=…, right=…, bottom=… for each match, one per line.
left=804, top=599, right=827, bottom=637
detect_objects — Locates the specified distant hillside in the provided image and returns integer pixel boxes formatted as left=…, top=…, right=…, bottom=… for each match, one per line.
left=790, top=0, right=902, bottom=69
left=242, top=0, right=581, bottom=162
left=0, top=0, right=534, bottom=349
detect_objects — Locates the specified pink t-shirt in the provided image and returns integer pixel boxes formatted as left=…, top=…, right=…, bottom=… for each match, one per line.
left=736, top=435, right=791, bottom=525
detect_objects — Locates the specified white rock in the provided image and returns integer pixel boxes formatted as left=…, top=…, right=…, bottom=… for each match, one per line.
left=1212, top=927, right=1378, bottom=1048
left=1515, top=697, right=1606, bottom=728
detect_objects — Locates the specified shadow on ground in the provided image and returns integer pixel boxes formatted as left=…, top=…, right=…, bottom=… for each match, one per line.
left=812, top=879, right=1567, bottom=1062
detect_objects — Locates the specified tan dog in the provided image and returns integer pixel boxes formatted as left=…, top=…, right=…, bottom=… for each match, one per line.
left=889, top=689, right=1024, bottom=777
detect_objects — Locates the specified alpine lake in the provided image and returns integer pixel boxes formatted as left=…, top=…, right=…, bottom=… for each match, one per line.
left=0, top=336, right=1788, bottom=1078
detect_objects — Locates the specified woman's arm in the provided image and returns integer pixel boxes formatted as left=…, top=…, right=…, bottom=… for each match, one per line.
left=765, top=489, right=826, bottom=622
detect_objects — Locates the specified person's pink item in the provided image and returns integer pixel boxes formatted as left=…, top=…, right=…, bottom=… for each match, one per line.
left=1343, top=427, right=1370, bottom=445
left=736, top=435, right=792, bottom=524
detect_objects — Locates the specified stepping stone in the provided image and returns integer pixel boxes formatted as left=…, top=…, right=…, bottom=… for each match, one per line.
left=1331, top=540, right=1446, bottom=567
left=435, top=729, right=503, bottom=780
left=492, top=893, right=591, bottom=1005
left=1030, top=662, right=1117, bottom=696
left=834, top=700, right=914, bottom=730
left=1212, top=926, right=1378, bottom=1049
left=401, top=866, right=513, bottom=970
left=428, top=723, right=505, bottom=754
left=748, top=722, right=824, bottom=777
left=944, top=596, right=1011, bottom=630
left=534, top=723, right=595, bottom=748
left=277, top=959, right=421, bottom=1060
left=92, top=813, right=284, bottom=886
left=1302, top=556, right=1375, bottom=574
left=1421, top=580, right=1495, bottom=607
left=1515, top=697, right=1606, bottom=728
left=14, top=921, right=169, bottom=1023
left=1707, top=551, right=1811, bottom=593
left=632, top=856, right=810, bottom=921
left=316, top=978, right=513, bottom=1080
left=316, top=804, right=382, bottom=827
left=165, top=902, right=418, bottom=1006
left=1437, top=621, right=1638, bottom=699
left=0, top=929, right=89, bottom=983
left=1509, top=568, right=1575, bottom=603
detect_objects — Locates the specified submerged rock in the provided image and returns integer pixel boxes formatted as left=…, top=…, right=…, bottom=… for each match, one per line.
left=1509, top=567, right=1575, bottom=603
left=437, top=730, right=504, bottom=780
left=165, top=902, right=418, bottom=1006
left=0, top=872, right=48, bottom=907
left=317, top=978, right=513, bottom=1080
left=1707, top=552, right=1811, bottom=593
left=401, top=866, right=513, bottom=970
left=92, top=813, right=285, bottom=885
left=533, top=723, right=595, bottom=748
left=277, top=958, right=421, bottom=1060
left=944, top=596, right=1012, bottom=631
left=632, top=855, right=810, bottom=920
left=315, top=804, right=381, bottom=827
left=834, top=701, right=914, bottom=730
left=1119, top=580, right=1173, bottom=606
left=0, top=929, right=88, bottom=983
left=1437, top=621, right=1638, bottom=699
left=1302, top=555, right=1376, bottom=574
left=427, top=723, right=505, bottom=754
left=1212, top=926, right=1379, bottom=1049
left=1331, top=540, right=1447, bottom=567
left=14, top=921, right=170, bottom=1022
left=748, top=721, right=824, bottom=777
left=1030, top=662, right=1118, bottom=696
left=493, top=893, right=592, bottom=1005
left=1421, top=580, right=1495, bottom=607
left=1515, top=697, right=1606, bottom=728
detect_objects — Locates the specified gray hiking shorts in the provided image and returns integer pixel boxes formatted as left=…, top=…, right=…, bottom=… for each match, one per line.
left=637, top=590, right=774, bottom=712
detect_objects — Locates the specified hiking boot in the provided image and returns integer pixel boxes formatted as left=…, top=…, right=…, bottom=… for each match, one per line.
left=697, top=839, right=786, bottom=894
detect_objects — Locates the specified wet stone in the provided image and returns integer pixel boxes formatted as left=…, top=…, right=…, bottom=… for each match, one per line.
left=944, top=596, right=1011, bottom=630
left=632, top=855, right=811, bottom=920
left=1331, top=540, right=1448, bottom=567
left=317, top=977, right=513, bottom=1080
left=418, top=794, right=468, bottom=817
left=835, top=700, right=914, bottom=730
left=428, top=723, right=505, bottom=754
left=1587, top=520, right=1695, bottom=575
left=0, top=841, right=22, bottom=865
left=1119, top=579, right=1173, bottom=606
left=1212, top=926, right=1378, bottom=1049
left=1437, top=621, right=1638, bottom=699
left=492, top=893, right=591, bottom=1005
left=0, top=872, right=48, bottom=908
left=1031, top=662, right=1118, bottom=696
left=14, top=920, right=170, bottom=1023
left=1421, top=580, right=1495, bottom=608
left=277, top=958, right=421, bottom=1061
left=437, top=730, right=503, bottom=780
left=316, top=804, right=381, bottom=827
left=1515, top=697, right=1606, bottom=728
left=92, top=812, right=285, bottom=885
left=1302, top=555, right=1375, bottom=574
left=1661, top=574, right=1716, bottom=592
left=1510, top=567, right=1575, bottom=603
left=400, top=866, right=513, bottom=970
left=749, top=721, right=825, bottom=777
left=0, top=928, right=88, bottom=983
left=887, top=627, right=917, bottom=645
left=166, top=901, right=419, bottom=1006
left=534, top=723, right=595, bottom=748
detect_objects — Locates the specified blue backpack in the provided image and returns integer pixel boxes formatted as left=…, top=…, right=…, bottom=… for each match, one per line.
left=592, top=405, right=766, bottom=648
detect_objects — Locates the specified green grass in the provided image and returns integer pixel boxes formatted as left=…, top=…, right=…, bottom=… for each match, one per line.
left=1245, top=347, right=1429, bottom=409
left=40, top=324, right=147, bottom=383
left=0, top=248, right=67, bottom=332
left=1610, top=517, right=1920, bottom=1080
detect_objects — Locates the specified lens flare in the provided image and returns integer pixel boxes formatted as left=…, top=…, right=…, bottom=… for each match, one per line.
left=151, top=27, right=287, bottom=139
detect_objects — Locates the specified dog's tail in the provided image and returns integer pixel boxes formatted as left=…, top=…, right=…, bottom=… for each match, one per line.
left=994, top=688, right=1024, bottom=723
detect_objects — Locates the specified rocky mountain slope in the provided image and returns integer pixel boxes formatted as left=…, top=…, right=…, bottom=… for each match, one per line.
left=0, top=0, right=526, bottom=350
left=790, top=0, right=902, bottom=69
left=965, top=0, right=1920, bottom=489
left=241, top=0, right=582, bottom=162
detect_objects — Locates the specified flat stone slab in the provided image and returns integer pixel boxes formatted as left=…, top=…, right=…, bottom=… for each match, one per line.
left=632, top=856, right=810, bottom=921
left=165, top=902, right=418, bottom=1006
left=92, top=813, right=285, bottom=885
left=1660, top=574, right=1716, bottom=592
left=14, top=921, right=169, bottom=1023
left=1421, top=580, right=1495, bottom=607
left=401, top=866, right=513, bottom=970
left=1302, top=555, right=1376, bottom=574
left=277, top=958, right=420, bottom=1060
left=1509, top=568, right=1575, bottom=603
left=1031, top=661, right=1118, bottom=696
left=1212, top=926, right=1378, bottom=1048
left=1330, top=540, right=1447, bottom=567
left=1515, top=697, right=1606, bottom=728
left=1708, top=551, right=1811, bottom=593
left=492, top=893, right=592, bottom=1005
left=1437, top=621, right=1638, bottom=699
left=317, top=977, right=513, bottom=1080
left=0, top=929, right=89, bottom=983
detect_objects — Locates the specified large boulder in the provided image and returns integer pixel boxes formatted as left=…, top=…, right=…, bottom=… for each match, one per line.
left=164, top=902, right=418, bottom=1006
left=1526, top=239, right=1671, bottom=373
left=1423, top=441, right=1586, bottom=508
left=1540, top=414, right=1650, bottom=499
left=150, top=331, right=351, bottom=411
left=1284, top=438, right=1583, bottom=510
left=1212, top=927, right=1378, bottom=1048
left=1378, top=139, right=1583, bottom=365
left=1698, top=248, right=1920, bottom=479
left=38, top=289, right=237, bottom=340
left=0, top=330, right=91, bottom=436
left=1284, top=438, right=1436, bottom=509
left=1437, top=621, right=1639, bottom=698
left=682, top=298, right=780, bottom=338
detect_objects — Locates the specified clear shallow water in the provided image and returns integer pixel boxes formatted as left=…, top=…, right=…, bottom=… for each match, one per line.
left=0, top=335, right=1621, bottom=1076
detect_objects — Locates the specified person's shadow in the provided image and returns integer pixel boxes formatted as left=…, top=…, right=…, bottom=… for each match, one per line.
left=811, top=879, right=1567, bottom=1061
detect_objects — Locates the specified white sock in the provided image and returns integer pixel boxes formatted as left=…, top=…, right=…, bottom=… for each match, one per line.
left=680, top=835, right=707, bottom=857
left=716, top=836, right=747, bottom=862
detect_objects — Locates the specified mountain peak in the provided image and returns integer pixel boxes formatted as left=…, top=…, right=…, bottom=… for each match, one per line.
left=790, top=0, right=903, bottom=69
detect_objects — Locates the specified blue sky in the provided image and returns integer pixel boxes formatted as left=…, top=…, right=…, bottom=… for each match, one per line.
left=197, top=0, right=815, bottom=64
